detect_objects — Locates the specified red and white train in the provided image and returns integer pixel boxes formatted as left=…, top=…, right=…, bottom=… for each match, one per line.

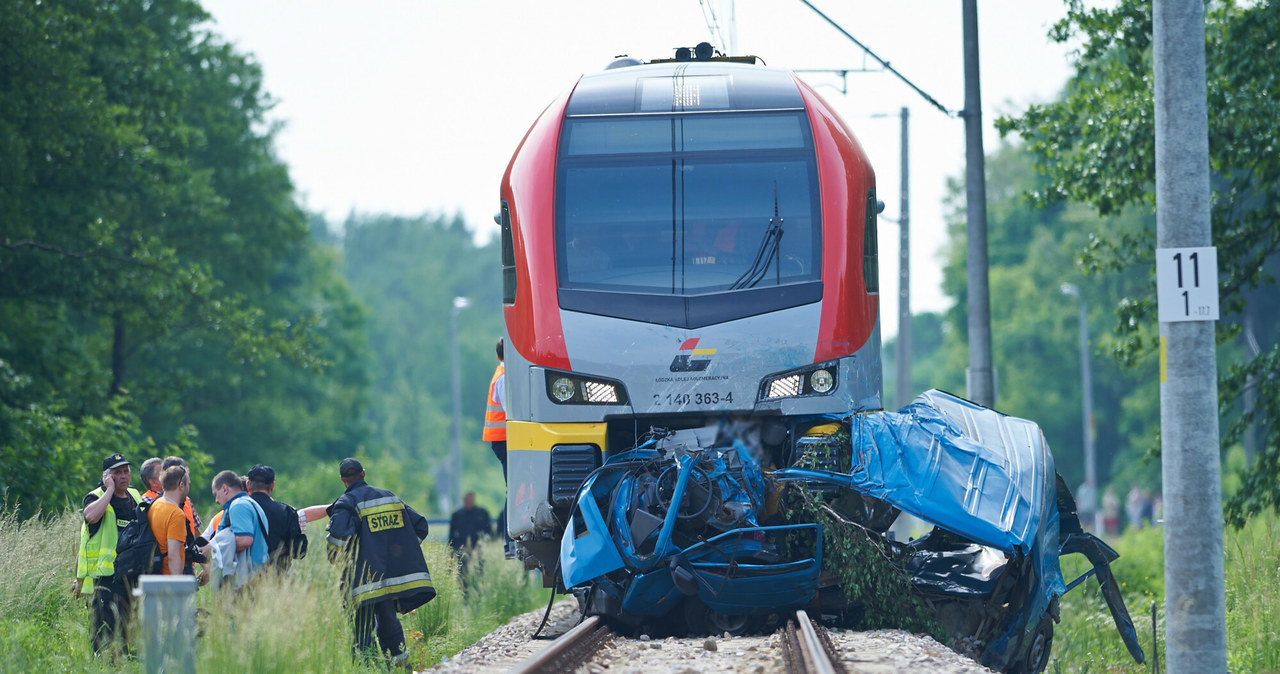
left=497, top=45, right=882, bottom=577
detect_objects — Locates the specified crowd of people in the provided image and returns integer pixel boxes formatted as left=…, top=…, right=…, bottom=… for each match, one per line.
left=74, top=453, right=434, bottom=667
left=74, top=338, right=515, bottom=665
left=1078, top=479, right=1163, bottom=536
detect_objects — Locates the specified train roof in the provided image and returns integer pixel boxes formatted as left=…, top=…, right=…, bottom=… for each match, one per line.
left=566, top=61, right=805, bottom=117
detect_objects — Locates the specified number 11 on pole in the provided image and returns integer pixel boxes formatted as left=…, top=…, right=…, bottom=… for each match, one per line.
left=1156, top=246, right=1220, bottom=323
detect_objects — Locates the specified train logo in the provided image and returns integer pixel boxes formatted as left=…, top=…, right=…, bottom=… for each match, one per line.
left=669, top=338, right=717, bottom=372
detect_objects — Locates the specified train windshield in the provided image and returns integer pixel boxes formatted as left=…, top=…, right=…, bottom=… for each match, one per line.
left=556, top=111, right=820, bottom=297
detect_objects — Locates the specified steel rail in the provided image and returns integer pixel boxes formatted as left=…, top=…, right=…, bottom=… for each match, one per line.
left=510, top=615, right=610, bottom=674
left=792, top=610, right=843, bottom=674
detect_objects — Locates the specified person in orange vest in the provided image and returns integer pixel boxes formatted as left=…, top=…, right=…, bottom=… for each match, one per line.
left=483, top=338, right=512, bottom=554
left=146, top=456, right=208, bottom=582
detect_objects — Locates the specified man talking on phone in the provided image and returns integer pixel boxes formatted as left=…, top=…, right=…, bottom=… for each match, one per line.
left=76, top=453, right=142, bottom=657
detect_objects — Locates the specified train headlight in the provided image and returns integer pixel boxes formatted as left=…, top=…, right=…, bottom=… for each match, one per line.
left=809, top=369, right=835, bottom=394
left=760, top=362, right=839, bottom=400
left=551, top=377, right=576, bottom=402
left=545, top=370, right=629, bottom=405
left=766, top=375, right=803, bottom=399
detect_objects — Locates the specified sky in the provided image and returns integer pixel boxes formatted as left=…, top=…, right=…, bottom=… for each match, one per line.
left=199, top=0, right=1078, bottom=333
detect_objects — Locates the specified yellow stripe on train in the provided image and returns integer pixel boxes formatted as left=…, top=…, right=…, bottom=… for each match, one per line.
left=506, top=420, right=607, bottom=452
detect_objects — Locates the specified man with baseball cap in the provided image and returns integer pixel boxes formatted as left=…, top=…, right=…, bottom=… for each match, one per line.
left=76, top=453, right=143, bottom=656
left=326, top=458, right=434, bottom=667
left=245, top=464, right=307, bottom=569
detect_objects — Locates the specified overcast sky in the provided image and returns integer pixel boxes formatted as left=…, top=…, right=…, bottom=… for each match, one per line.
left=199, top=0, right=1077, bottom=330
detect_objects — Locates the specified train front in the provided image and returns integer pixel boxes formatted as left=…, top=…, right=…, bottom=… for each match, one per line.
left=497, top=53, right=881, bottom=576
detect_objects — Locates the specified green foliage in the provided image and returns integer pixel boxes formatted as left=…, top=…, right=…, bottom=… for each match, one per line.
left=0, top=394, right=203, bottom=520
left=341, top=213, right=506, bottom=516
left=779, top=483, right=942, bottom=638
left=0, top=0, right=373, bottom=513
left=927, top=139, right=1162, bottom=494
left=995, top=0, right=1280, bottom=526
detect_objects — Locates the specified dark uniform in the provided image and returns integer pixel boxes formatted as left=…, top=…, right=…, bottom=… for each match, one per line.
left=327, top=478, right=435, bottom=663
left=81, top=488, right=139, bottom=654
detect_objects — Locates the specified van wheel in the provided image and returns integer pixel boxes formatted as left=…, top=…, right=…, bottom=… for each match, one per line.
left=1016, top=615, right=1054, bottom=673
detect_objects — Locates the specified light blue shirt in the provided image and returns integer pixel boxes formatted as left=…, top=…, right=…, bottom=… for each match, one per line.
left=219, top=491, right=270, bottom=567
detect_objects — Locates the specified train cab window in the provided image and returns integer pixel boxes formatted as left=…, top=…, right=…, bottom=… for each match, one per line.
left=500, top=200, right=516, bottom=304
left=556, top=111, right=820, bottom=327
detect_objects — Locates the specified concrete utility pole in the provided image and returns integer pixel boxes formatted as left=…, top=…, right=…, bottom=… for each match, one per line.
left=1061, top=283, right=1099, bottom=532
left=1153, top=0, right=1227, bottom=671
left=962, top=0, right=995, bottom=408
left=895, top=106, right=912, bottom=410
left=448, top=296, right=470, bottom=511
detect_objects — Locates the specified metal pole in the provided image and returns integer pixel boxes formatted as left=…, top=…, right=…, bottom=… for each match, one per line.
left=962, top=0, right=994, bottom=408
left=1153, top=0, right=1226, bottom=671
left=1062, top=283, right=1099, bottom=532
left=449, top=296, right=470, bottom=511
left=895, top=106, right=912, bottom=410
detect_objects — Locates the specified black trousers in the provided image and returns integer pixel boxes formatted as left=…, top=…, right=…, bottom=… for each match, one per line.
left=353, top=599, right=405, bottom=660
left=91, top=576, right=132, bottom=655
left=491, top=440, right=510, bottom=544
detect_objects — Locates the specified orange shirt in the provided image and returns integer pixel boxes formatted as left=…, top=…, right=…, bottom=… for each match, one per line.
left=148, top=490, right=201, bottom=540
left=148, top=498, right=187, bottom=575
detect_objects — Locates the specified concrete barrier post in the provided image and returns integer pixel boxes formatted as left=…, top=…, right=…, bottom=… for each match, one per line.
left=135, top=575, right=198, bottom=674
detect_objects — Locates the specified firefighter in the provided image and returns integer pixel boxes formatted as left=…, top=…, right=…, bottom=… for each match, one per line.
left=325, top=458, right=434, bottom=666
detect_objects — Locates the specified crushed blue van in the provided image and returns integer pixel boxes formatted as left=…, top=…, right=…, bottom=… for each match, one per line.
left=558, top=390, right=1146, bottom=673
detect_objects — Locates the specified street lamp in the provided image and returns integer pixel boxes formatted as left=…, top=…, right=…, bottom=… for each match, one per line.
left=447, top=296, right=470, bottom=513
left=1060, top=283, right=1099, bottom=532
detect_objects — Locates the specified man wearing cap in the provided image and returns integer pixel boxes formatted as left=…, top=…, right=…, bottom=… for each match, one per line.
left=77, top=453, right=143, bottom=655
left=326, top=458, right=435, bottom=667
left=246, top=464, right=308, bottom=569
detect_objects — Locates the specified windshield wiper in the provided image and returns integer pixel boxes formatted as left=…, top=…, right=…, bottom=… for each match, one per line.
left=730, top=183, right=784, bottom=290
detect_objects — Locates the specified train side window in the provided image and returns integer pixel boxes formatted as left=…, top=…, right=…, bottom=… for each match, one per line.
left=864, top=189, right=879, bottom=294
left=500, top=200, right=516, bottom=304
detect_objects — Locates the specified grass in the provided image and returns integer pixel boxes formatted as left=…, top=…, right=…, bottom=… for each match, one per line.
left=0, top=507, right=549, bottom=673
left=1049, top=512, right=1280, bottom=673
left=5, top=505, right=1274, bottom=672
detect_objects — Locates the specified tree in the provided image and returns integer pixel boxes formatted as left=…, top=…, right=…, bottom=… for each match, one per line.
left=341, top=213, right=505, bottom=513
left=928, top=141, right=1161, bottom=493
left=0, top=0, right=363, bottom=513
left=995, top=0, right=1280, bottom=525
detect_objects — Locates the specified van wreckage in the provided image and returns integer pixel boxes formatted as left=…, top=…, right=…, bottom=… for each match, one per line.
left=557, top=390, right=1146, bottom=673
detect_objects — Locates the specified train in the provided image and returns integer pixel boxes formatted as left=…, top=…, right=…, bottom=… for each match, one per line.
left=494, top=45, right=1147, bottom=673
left=497, top=43, right=882, bottom=578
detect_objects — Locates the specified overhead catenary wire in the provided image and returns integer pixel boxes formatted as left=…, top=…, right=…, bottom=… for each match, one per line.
left=797, top=0, right=958, bottom=118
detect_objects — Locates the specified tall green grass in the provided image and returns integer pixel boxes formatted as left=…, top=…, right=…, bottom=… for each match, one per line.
left=11, top=504, right=1271, bottom=672
left=1050, top=512, right=1279, bottom=673
left=0, top=508, right=548, bottom=672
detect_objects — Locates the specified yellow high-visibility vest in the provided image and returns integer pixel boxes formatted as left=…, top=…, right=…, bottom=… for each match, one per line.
left=75, top=487, right=142, bottom=579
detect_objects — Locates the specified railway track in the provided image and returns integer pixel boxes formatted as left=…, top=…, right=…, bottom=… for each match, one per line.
left=780, top=610, right=846, bottom=674
left=509, top=610, right=845, bottom=674
left=509, top=616, right=613, bottom=674
left=428, top=597, right=993, bottom=673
